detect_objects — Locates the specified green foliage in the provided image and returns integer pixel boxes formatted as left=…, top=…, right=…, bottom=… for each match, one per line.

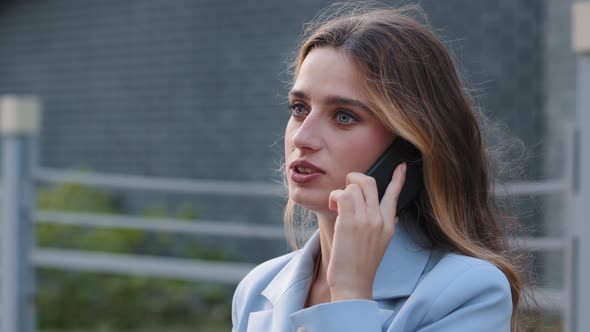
left=36, top=183, right=142, bottom=253
left=35, top=181, right=234, bottom=330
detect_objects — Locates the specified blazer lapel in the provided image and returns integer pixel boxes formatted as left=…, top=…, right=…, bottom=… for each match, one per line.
left=369, top=214, right=432, bottom=327
left=250, top=231, right=320, bottom=332
left=373, top=216, right=432, bottom=300
left=249, top=211, right=431, bottom=332
left=246, top=310, right=273, bottom=332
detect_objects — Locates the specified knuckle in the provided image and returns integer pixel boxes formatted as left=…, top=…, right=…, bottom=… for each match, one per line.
left=340, top=190, right=354, bottom=201
left=367, top=217, right=381, bottom=228
left=363, top=176, right=376, bottom=187
left=375, top=214, right=385, bottom=225
left=347, top=172, right=364, bottom=184
left=346, top=172, right=356, bottom=182
left=368, top=220, right=382, bottom=230
left=353, top=213, right=366, bottom=224
left=347, top=183, right=361, bottom=192
left=376, top=214, right=385, bottom=224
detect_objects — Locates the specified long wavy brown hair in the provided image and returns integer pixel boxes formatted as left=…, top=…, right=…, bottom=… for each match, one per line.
left=281, top=3, right=532, bottom=331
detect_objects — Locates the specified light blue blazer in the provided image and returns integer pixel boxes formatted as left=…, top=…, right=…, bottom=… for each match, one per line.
left=231, top=216, right=513, bottom=332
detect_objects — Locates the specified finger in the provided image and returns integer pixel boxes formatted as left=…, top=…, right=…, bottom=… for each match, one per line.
left=346, top=183, right=367, bottom=222
left=346, top=172, right=380, bottom=220
left=334, top=186, right=358, bottom=222
left=380, top=162, right=407, bottom=224
left=328, top=189, right=344, bottom=211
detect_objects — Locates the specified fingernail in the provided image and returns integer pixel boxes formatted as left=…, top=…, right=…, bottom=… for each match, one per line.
left=401, top=162, right=407, bottom=175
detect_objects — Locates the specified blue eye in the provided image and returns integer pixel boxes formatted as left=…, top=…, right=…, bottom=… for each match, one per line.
left=336, top=111, right=358, bottom=125
left=289, top=103, right=308, bottom=118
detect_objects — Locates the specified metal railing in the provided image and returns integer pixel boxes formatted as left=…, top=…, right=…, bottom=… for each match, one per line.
left=0, top=96, right=579, bottom=332
left=32, top=168, right=576, bottom=316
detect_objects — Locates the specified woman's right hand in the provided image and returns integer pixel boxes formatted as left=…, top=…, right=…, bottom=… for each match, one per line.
left=326, top=162, right=406, bottom=301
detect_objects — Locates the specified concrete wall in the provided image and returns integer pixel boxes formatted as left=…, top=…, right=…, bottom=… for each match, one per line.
left=0, top=0, right=549, bottom=261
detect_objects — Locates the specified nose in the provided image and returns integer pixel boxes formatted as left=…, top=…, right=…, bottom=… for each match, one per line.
left=291, top=110, right=322, bottom=152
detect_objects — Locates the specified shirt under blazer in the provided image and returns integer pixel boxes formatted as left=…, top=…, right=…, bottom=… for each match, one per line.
left=231, top=212, right=513, bottom=332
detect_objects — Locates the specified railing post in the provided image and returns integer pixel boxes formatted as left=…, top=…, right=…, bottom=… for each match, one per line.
left=0, top=96, right=40, bottom=332
left=560, top=122, right=576, bottom=332
left=573, top=2, right=590, bottom=331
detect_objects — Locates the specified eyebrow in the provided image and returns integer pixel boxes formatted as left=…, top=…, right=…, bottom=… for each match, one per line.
left=288, top=89, right=373, bottom=114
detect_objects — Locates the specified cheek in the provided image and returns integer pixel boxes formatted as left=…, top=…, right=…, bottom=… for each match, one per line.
left=284, top=124, right=295, bottom=154
left=332, top=140, right=387, bottom=176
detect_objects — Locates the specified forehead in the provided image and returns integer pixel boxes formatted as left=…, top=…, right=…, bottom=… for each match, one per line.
left=292, top=47, right=368, bottom=101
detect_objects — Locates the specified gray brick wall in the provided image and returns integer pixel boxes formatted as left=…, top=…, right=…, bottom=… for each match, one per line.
left=424, top=0, right=545, bottom=158
left=0, top=0, right=547, bottom=260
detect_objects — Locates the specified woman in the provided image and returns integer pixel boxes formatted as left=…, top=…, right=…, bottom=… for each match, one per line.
left=232, top=4, right=527, bottom=332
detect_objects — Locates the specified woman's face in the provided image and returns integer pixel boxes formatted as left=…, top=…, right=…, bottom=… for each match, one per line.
left=285, top=47, right=395, bottom=214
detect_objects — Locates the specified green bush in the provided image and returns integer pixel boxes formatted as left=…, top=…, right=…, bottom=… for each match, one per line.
left=36, top=181, right=233, bottom=330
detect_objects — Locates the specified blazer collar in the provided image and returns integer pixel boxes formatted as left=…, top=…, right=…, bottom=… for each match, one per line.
left=261, top=228, right=320, bottom=306
left=261, top=212, right=432, bottom=306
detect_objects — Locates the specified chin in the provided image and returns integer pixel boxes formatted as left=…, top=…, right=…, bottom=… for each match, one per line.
left=289, top=187, right=330, bottom=213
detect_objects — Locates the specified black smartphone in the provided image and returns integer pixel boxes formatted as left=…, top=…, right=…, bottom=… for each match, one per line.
left=365, top=138, right=423, bottom=214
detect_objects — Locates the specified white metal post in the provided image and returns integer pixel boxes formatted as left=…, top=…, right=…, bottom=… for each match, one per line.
left=573, top=2, right=590, bottom=331
left=0, top=96, right=40, bottom=332
left=561, top=122, right=576, bottom=332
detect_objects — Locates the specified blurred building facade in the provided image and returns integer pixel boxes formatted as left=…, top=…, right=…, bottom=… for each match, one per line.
left=0, top=0, right=576, bottom=285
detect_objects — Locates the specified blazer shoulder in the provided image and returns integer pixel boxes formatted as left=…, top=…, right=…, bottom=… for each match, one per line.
left=432, top=252, right=510, bottom=278
left=423, top=252, right=512, bottom=301
left=413, top=252, right=513, bottom=328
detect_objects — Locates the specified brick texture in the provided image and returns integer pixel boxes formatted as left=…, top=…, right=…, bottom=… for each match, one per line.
left=0, top=0, right=547, bottom=260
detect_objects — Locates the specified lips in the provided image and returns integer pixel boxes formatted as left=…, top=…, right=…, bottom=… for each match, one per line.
left=289, top=160, right=324, bottom=184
